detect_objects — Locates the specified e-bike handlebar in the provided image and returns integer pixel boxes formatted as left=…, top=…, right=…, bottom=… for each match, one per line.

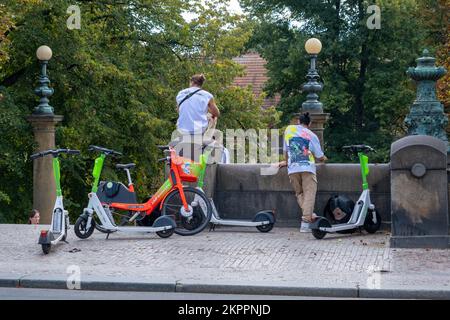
left=88, top=145, right=122, bottom=157
left=30, top=149, right=80, bottom=160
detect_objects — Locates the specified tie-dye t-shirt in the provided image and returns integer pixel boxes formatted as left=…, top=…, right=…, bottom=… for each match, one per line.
left=283, top=125, right=324, bottom=175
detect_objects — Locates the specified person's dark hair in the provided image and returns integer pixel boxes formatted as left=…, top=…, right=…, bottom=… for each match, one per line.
left=191, top=74, right=206, bottom=87
left=299, top=112, right=311, bottom=126
left=28, top=209, right=39, bottom=224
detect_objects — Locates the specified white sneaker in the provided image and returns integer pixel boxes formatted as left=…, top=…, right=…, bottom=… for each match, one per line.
left=300, top=221, right=311, bottom=233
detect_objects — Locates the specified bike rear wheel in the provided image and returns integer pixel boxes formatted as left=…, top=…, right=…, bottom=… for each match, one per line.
left=161, top=187, right=212, bottom=236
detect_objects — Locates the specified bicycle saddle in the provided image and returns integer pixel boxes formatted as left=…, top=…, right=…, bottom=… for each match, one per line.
left=157, top=145, right=170, bottom=151
left=116, top=163, right=136, bottom=170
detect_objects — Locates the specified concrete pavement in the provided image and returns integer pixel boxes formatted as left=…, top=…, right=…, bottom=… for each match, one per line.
left=0, top=224, right=449, bottom=299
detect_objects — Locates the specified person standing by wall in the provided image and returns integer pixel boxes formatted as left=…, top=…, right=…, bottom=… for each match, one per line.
left=280, top=112, right=327, bottom=232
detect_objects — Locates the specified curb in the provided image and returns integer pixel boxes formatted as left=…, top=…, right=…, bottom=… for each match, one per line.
left=1, top=275, right=449, bottom=299
left=358, top=288, right=450, bottom=299
left=0, top=275, right=20, bottom=288
left=18, top=275, right=175, bottom=293
left=175, top=282, right=358, bottom=298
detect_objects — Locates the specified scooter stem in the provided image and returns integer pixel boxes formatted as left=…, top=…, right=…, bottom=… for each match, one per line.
left=91, top=154, right=106, bottom=193
left=53, top=157, right=62, bottom=197
left=358, top=152, right=369, bottom=191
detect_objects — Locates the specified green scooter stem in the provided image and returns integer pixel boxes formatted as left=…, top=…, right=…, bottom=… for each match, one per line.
left=359, top=152, right=370, bottom=191
left=53, top=157, right=62, bottom=197
left=91, top=154, right=106, bottom=193
left=197, top=148, right=213, bottom=189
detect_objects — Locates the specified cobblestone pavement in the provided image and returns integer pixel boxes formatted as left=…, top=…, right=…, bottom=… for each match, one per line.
left=0, top=224, right=449, bottom=290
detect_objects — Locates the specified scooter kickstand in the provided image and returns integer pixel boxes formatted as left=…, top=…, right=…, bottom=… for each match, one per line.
left=106, top=232, right=110, bottom=240
left=209, top=223, right=216, bottom=232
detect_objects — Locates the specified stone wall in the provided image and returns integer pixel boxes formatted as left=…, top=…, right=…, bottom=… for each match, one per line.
left=448, top=157, right=450, bottom=231
left=206, top=163, right=391, bottom=228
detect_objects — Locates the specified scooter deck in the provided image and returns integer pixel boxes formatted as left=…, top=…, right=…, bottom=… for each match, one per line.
left=114, top=226, right=172, bottom=233
left=209, top=199, right=272, bottom=227
left=50, top=232, right=65, bottom=245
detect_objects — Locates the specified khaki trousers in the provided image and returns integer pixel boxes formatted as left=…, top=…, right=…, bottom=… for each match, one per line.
left=289, top=172, right=318, bottom=223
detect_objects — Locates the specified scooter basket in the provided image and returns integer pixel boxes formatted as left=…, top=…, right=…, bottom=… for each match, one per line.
left=97, top=181, right=138, bottom=204
left=173, top=156, right=203, bottom=182
left=105, top=181, right=120, bottom=198
left=324, top=195, right=355, bottom=224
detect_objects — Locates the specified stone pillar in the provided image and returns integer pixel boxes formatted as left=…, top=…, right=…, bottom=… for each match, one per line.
left=27, top=115, right=63, bottom=224
left=308, top=113, right=329, bottom=148
left=390, top=135, right=449, bottom=248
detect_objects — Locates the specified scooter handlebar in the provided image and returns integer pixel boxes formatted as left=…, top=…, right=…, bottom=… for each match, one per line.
left=67, top=149, right=81, bottom=155
left=88, top=145, right=122, bottom=157
left=30, top=149, right=81, bottom=160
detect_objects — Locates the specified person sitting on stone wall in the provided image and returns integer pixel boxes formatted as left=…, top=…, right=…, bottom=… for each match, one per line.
left=171, top=74, right=222, bottom=162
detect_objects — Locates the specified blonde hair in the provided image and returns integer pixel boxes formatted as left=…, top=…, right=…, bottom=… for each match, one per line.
left=191, top=74, right=206, bottom=87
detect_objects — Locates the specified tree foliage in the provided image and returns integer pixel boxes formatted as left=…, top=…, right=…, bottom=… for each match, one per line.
left=242, top=0, right=446, bottom=162
left=0, top=0, right=278, bottom=223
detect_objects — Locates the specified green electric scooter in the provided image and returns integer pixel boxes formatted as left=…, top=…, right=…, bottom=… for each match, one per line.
left=30, top=149, right=80, bottom=254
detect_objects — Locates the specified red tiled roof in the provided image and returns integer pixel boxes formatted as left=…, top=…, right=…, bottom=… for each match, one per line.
left=232, top=52, right=280, bottom=109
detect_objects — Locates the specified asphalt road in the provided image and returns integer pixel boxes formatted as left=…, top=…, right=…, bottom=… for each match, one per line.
left=0, top=287, right=362, bottom=300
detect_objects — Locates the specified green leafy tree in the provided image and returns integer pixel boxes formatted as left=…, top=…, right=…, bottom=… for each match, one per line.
left=242, top=0, right=440, bottom=162
left=0, top=0, right=279, bottom=223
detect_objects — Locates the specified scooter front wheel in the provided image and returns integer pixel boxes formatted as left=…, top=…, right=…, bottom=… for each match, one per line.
left=312, top=228, right=327, bottom=240
left=161, top=187, right=212, bottom=236
left=74, top=216, right=96, bottom=239
left=312, top=218, right=330, bottom=240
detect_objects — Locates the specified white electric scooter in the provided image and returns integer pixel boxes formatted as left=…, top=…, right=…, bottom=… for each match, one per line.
left=196, top=145, right=276, bottom=233
left=74, top=146, right=176, bottom=240
left=310, top=145, right=382, bottom=239
left=31, top=149, right=80, bottom=254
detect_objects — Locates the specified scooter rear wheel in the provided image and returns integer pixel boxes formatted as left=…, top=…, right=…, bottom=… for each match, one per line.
left=256, top=223, right=274, bottom=233
left=42, top=244, right=51, bottom=254
left=254, top=212, right=275, bottom=233
left=364, top=210, right=381, bottom=234
left=156, top=229, right=174, bottom=238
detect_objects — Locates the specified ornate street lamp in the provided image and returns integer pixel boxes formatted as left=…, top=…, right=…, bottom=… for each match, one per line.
left=302, top=38, right=323, bottom=112
left=300, top=38, right=329, bottom=147
left=405, top=49, right=448, bottom=149
left=33, top=45, right=54, bottom=115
